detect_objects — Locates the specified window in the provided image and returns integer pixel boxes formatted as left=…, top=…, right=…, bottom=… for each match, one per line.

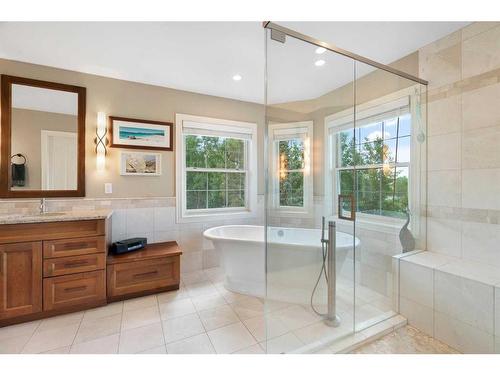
left=269, top=122, right=313, bottom=216
left=326, top=97, right=412, bottom=222
left=176, top=114, right=257, bottom=222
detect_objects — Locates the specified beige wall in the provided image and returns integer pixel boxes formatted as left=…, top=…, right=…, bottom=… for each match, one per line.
left=421, top=22, right=500, bottom=266
left=11, top=108, right=77, bottom=189
left=0, top=58, right=265, bottom=198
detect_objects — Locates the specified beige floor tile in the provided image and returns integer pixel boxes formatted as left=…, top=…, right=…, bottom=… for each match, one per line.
left=181, top=270, right=209, bottom=285
left=71, top=334, right=120, bottom=354
left=217, top=288, right=249, bottom=304
left=162, top=313, right=205, bottom=344
left=159, top=298, right=196, bottom=320
left=166, top=333, right=215, bottom=354
left=191, top=292, right=227, bottom=312
left=313, top=346, right=334, bottom=354
left=42, top=346, right=71, bottom=354
left=293, top=321, right=351, bottom=345
left=260, top=332, right=303, bottom=354
left=22, top=323, right=80, bottom=353
left=157, top=287, right=190, bottom=304
left=83, top=302, right=123, bottom=322
left=0, top=333, right=32, bottom=354
left=123, top=295, right=158, bottom=312
left=230, top=296, right=265, bottom=320
left=186, top=281, right=219, bottom=297
left=0, top=320, right=40, bottom=341
left=119, top=323, right=165, bottom=354
left=270, top=305, right=321, bottom=331
left=207, top=322, right=257, bottom=354
left=74, top=313, right=122, bottom=344
left=121, top=305, right=160, bottom=331
left=198, top=305, right=240, bottom=331
left=263, top=299, right=292, bottom=313
left=36, top=312, right=83, bottom=332
left=138, top=345, right=167, bottom=354
left=242, top=315, right=289, bottom=342
left=233, top=344, right=265, bottom=354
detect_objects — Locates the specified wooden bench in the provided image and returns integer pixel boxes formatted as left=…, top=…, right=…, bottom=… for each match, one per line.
left=106, top=241, right=182, bottom=302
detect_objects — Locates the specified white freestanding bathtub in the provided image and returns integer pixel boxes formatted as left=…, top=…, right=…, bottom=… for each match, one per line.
left=203, top=225, right=360, bottom=300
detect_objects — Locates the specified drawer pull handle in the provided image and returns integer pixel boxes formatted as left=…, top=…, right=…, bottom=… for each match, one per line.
left=64, top=260, right=89, bottom=268
left=63, top=242, right=93, bottom=250
left=133, top=271, right=158, bottom=279
left=64, top=285, right=87, bottom=293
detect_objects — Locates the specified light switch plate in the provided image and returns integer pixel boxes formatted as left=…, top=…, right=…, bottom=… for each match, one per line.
left=104, top=183, right=112, bottom=194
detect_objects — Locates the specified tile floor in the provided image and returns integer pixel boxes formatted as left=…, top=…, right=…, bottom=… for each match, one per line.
left=350, top=325, right=459, bottom=354
left=0, top=267, right=395, bottom=354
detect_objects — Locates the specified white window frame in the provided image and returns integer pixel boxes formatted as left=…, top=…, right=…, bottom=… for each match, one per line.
left=324, top=86, right=423, bottom=232
left=176, top=113, right=258, bottom=223
left=269, top=121, right=313, bottom=218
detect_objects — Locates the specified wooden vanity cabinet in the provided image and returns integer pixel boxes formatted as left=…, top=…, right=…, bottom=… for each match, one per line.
left=0, top=218, right=109, bottom=326
left=0, top=241, right=42, bottom=320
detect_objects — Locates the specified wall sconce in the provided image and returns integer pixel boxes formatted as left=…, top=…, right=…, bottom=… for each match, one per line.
left=95, top=112, right=108, bottom=172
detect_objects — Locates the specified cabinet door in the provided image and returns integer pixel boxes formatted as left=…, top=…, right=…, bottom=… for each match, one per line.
left=0, top=242, right=42, bottom=319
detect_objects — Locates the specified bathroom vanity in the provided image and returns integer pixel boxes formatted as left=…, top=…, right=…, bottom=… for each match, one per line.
left=0, top=211, right=111, bottom=326
left=0, top=211, right=182, bottom=327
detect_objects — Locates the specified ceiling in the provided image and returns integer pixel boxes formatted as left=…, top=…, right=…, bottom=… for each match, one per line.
left=0, top=22, right=469, bottom=104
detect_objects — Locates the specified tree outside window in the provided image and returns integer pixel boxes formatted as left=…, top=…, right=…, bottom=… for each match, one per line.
left=185, top=135, right=246, bottom=210
left=336, top=113, right=410, bottom=219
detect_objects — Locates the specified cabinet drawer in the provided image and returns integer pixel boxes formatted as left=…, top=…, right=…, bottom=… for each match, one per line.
left=43, top=270, right=106, bottom=311
left=0, top=220, right=105, bottom=244
left=107, top=256, right=179, bottom=298
left=43, top=253, right=106, bottom=277
left=43, top=236, right=105, bottom=259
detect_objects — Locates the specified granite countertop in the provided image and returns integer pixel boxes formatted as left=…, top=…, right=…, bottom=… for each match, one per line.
left=0, top=209, right=113, bottom=225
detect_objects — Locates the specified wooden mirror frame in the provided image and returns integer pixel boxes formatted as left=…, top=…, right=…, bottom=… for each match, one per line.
left=0, top=75, right=86, bottom=198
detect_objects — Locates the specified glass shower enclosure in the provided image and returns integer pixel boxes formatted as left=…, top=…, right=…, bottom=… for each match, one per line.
left=262, top=22, right=427, bottom=353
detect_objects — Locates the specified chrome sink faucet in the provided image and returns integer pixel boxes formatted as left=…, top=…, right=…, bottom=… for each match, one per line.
left=39, top=198, right=47, bottom=214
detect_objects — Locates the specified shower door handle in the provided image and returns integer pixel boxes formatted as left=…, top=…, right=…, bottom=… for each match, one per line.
left=338, top=194, right=355, bottom=221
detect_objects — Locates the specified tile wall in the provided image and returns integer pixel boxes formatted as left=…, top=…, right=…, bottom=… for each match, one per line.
left=0, top=196, right=264, bottom=273
left=421, top=22, right=500, bottom=265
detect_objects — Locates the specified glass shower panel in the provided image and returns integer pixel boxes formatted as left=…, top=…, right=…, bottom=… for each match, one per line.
left=264, top=29, right=357, bottom=353
left=353, top=61, right=427, bottom=330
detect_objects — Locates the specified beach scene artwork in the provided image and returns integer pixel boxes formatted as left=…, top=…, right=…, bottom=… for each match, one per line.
left=111, top=117, right=172, bottom=150
left=120, top=151, right=161, bottom=176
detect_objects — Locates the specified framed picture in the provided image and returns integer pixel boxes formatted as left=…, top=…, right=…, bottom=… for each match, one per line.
left=110, top=116, right=173, bottom=151
left=119, top=151, right=161, bottom=176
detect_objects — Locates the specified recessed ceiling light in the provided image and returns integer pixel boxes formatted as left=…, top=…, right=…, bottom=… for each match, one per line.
left=232, top=74, right=242, bottom=81
left=315, top=47, right=326, bottom=54
left=315, top=60, right=326, bottom=67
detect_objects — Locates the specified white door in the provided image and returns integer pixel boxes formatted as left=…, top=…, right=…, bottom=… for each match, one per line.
left=41, top=130, right=77, bottom=190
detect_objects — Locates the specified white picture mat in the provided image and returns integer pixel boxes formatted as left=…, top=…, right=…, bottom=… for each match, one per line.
left=119, top=151, right=162, bottom=176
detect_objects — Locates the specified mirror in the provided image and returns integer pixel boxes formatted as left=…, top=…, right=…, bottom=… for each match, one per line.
left=1, top=75, right=86, bottom=198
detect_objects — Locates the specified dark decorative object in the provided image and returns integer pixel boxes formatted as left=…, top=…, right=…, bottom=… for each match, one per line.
left=11, top=153, right=26, bottom=187
left=399, top=208, right=415, bottom=253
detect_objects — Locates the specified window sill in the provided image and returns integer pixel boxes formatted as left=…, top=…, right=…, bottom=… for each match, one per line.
left=177, top=209, right=257, bottom=224
left=333, top=215, right=405, bottom=235
left=268, top=207, right=313, bottom=219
